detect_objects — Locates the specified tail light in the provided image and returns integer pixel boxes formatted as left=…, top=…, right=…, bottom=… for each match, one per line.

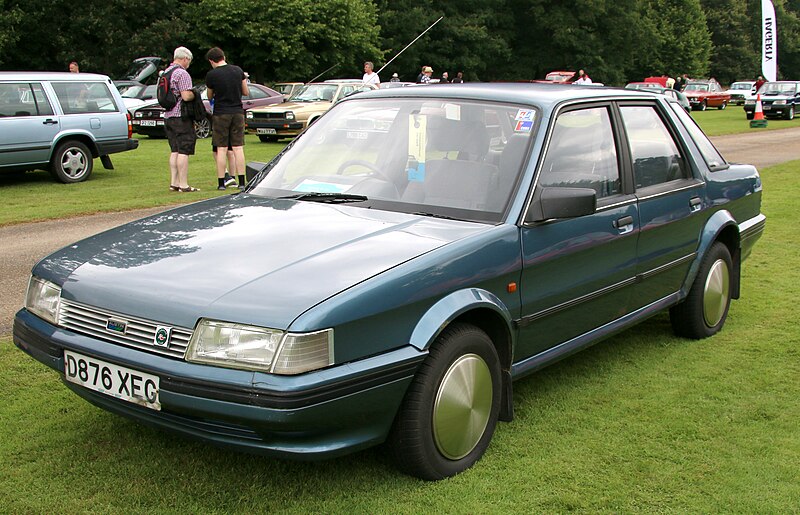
left=127, top=112, right=133, bottom=138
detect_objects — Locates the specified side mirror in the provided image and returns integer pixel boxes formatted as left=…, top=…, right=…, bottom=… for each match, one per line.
left=527, top=187, right=597, bottom=223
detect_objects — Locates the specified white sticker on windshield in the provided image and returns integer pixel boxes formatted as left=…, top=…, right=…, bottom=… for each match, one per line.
left=444, top=103, right=461, bottom=121
left=408, top=114, right=427, bottom=182
left=515, top=109, right=535, bottom=122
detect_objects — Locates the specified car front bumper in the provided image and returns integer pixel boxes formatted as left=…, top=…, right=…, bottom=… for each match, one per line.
left=246, top=120, right=305, bottom=136
left=743, top=104, right=793, bottom=116
left=13, top=308, right=424, bottom=459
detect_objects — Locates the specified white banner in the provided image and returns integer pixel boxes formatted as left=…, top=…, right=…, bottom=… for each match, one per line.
left=762, top=0, right=777, bottom=82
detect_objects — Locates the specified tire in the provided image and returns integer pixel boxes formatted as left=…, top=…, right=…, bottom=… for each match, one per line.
left=194, top=117, right=211, bottom=139
left=670, top=242, right=732, bottom=339
left=784, top=106, right=795, bottom=120
left=699, top=100, right=707, bottom=111
left=258, top=135, right=279, bottom=143
left=389, top=323, right=501, bottom=480
left=50, top=140, right=93, bottom=183
left=746, top=113, right=754, bottom=120
left=718, top=101, right=727, bottom=110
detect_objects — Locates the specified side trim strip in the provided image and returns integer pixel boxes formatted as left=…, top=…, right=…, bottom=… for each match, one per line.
left=516, top=253, right=695, bottom=326
left=0, top=145, right=51, bottom=154
left=739, top=213, right=766, bottom=241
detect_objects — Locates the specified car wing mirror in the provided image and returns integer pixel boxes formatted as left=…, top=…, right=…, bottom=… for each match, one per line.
left=526, top=187, right=597, bottom=223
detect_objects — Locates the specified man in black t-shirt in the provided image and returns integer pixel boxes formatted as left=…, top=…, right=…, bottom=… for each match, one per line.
left=205, top=47, right=249, bottom=190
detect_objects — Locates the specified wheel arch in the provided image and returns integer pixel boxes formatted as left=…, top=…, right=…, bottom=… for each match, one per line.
left=683, top=210, right=741, bottom=299
left=50, top=133, right=99, bottom=161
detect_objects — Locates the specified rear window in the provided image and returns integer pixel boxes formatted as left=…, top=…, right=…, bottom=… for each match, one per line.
left=51, top=81, right=119, bottom=114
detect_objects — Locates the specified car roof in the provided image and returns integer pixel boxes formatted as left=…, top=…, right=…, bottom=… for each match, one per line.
left=0, top=71, right=112, bottom=82
left=352, top=82, right=660, bottom=110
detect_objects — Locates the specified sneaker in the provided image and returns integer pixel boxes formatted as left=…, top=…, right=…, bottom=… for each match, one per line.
left=237, top=184, right=245, bottom=190
left=224, top=175, right=237, bottom=188
left=217, top=185, right=227, bottom=191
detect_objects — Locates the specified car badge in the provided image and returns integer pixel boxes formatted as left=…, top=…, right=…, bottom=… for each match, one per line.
left=106, top=318, right=128, bottom=335
left=154, top=326, right=172, bottom=348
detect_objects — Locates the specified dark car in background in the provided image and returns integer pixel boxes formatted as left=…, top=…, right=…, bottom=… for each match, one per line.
left=133, top=83, right=283, bottom=139
left=744, top=81, right=800, bottom=120
left=15, top=84, right=764, bottom=480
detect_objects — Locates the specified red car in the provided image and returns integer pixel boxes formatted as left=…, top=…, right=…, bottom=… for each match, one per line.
left=682, top=80, right=731, bottom=111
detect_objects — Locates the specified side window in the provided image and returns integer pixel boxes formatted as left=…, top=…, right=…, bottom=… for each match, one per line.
left=337, top=86, right=354, bottom=101
left=31, top=83, right=54, bottom=116
left=620, top=105, right=688, bottom=189
left=0, top=83, right=38, bottom=117
left=538, top=107, right=621, bottom=198
left=247, top=87, right=265, bottom=100
left=669, top=102, right=725, bottom=169
left=51, top=81, right=119, bottom=114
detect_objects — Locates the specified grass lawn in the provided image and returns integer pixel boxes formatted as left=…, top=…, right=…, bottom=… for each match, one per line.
left=0, top=133, right=285, bottom=226
left=1, top=156, right=799, bottom=510
left=689, top=103, right=800, bottom=136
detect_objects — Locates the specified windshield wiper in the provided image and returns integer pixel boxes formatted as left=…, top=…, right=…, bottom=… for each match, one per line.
left=279, top=192, right=368, bottom=203
left=412, top=211, right=460, bottom=220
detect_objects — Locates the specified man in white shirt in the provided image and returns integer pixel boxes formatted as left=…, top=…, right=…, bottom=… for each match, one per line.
left=574, top=69, right=593, bottom=85
left=362, top=61, right=380, bottom=86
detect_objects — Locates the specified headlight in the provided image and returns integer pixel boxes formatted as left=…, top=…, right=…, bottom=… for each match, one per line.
left=135, top=112, right=143, bottom=118
left=186, top=319, right=333, bottom=375
left=246, top=111, right=254, bottom=119
left=285, top=111, right=295, bottom=120
left=25, top=276, right=61, bottom=325
left=773, top=100, right=786, bottom=105
left=159, top=112, right=165, bottom=118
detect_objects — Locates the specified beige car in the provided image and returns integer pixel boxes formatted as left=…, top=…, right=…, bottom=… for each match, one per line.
left=246, top=80, right=378, bottom=142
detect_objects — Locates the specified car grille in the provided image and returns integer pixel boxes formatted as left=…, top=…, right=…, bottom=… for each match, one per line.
left=251, top=112, right=285, bottom=120
left=59, top=300, right=192, bottom=359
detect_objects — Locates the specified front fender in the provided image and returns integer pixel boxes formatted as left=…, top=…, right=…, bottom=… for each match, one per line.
left=408, top=288, right=514, bottom=351
left=681, top=209, right=739, bottom=296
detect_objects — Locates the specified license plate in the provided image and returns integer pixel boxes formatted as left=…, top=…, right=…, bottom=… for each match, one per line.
left=762, top=106, right=771, bottom=110
left=64, top=350, right=160, bottom=410
left=139, top=120, right=157, bottom=126
left=257, top=128, right=277, bottom=135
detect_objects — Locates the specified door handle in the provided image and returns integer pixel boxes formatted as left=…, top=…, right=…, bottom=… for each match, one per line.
left=689, top=197, right=702, bottom=212
left=614, top=215, right=634, bottom=234
left=42, top=119, right=58, bottom=125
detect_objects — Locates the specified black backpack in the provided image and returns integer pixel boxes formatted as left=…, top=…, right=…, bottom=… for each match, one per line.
left=157, top=66, right=179, bottom=110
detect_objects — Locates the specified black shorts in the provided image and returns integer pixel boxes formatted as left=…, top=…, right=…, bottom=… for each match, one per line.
left=212, top=113, right=245, bottom=147
left=165, top=117, right=197, bottom=155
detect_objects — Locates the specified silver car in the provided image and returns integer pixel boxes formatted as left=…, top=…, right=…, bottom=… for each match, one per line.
left=0, top=72, right=138, bottom=183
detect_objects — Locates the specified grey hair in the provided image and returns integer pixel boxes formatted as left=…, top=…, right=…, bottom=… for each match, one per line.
left=174, top=46, right=193, bottom=61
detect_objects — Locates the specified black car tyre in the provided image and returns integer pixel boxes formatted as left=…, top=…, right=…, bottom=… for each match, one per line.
left=718, top=101, right=727, bottom=110
left=258, top=135, right=279, bottom=143
left=670, top=242, right=732, bottom=339
left=50, top=140, right=93, bottom=183
left=698, top=100, right=708, bottom=111
left=389, top=323, right=501, bottom=480
left=746, top=112, right=755, bottom=120
left=194, top=117, right=211, bottom=139
left=785, top=106, right=795, bottom=120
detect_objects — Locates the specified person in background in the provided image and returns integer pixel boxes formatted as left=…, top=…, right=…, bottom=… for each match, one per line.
left=390, top=73, right=400, bottom=83
left=574, top=69, right=593, bottom=85
left=164, top=46, right=198, bottom=192
left=418, top=66, right=433, bottom=84
left=440, top=71, right=449, bottom=83
left=754, top=75, right=767, bottom=93
left=674, top=73, right=688, bottom=91
left=362, top=61, right=380, bottom=86
left=417, top=65, right=427, bottom=83
left=666, top=76, right=676, bottom=89
left=205, top=46, right=249, bottom=190
left=451, top=71, right=464, bottom=84
left=68, top=61, right=79, bottom=73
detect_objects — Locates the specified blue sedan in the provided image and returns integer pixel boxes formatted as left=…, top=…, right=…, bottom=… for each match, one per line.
left=15, top=83, right=765, bottom=480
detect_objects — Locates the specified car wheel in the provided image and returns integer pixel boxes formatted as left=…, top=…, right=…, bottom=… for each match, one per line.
left=258, top=135, right=279, bottom=143
left=699, top=100, right=707, bottom=111
left=746, top=113, right=755, bottom=120
left=785, top=106, right=795, bottom=120
left=670, top=242, right=732, bottom=339
left=194, top=117, right=211, bottom=139
left=389, top=323, right=501, bottom=480
left=50, top=140, right=93, bottom=183
left=718, top=101, right=727, bottom=110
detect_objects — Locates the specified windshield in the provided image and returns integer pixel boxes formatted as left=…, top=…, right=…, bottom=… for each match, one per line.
left=731, top=83, right=752, bottom=90
left=290, top=84, right=339, bottom=102
left=120, top=85, right=145, bottom=98
left=684, top=83, right=709, bottom=92
left=761, top=83, right=798, bottom=95
left=249, top=98, right=536, bottom=223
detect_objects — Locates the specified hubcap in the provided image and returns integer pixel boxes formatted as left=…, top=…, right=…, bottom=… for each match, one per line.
left=61, top=148, right=86, bottom=178
left=433, top=353, right=493, bottom=460
left=703, top=258, right=730, bottom=327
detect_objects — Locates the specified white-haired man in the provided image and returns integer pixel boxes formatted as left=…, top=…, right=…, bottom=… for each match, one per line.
left=164, top=46, right=199, bottom=192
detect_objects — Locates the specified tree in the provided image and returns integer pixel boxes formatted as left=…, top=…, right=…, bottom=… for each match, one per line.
left=190, top=0, right=382, bottom=84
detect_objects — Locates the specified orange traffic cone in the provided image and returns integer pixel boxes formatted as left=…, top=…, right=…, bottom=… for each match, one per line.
left=750, top=94, right=768, bottom=128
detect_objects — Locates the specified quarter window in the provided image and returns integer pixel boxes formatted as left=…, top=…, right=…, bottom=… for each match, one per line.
left=51, top=81, right=119, bottom=114
left=538, top=107, right=621, bottom=198
left=620, top=106, right=688, bottom=188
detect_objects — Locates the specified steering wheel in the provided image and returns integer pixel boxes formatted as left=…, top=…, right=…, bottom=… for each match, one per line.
left=336, top=159, right=391, bottom=182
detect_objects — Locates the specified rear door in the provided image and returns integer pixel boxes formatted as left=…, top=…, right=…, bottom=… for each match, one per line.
left=48, top=79, right=128, bottom=146
left=0, top=82, right=59, bottom=168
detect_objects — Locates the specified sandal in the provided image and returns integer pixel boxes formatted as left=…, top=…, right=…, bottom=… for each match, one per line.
left=169, top=185, right=180, bottom=192
left=179, top=186, right=200, bottom=192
